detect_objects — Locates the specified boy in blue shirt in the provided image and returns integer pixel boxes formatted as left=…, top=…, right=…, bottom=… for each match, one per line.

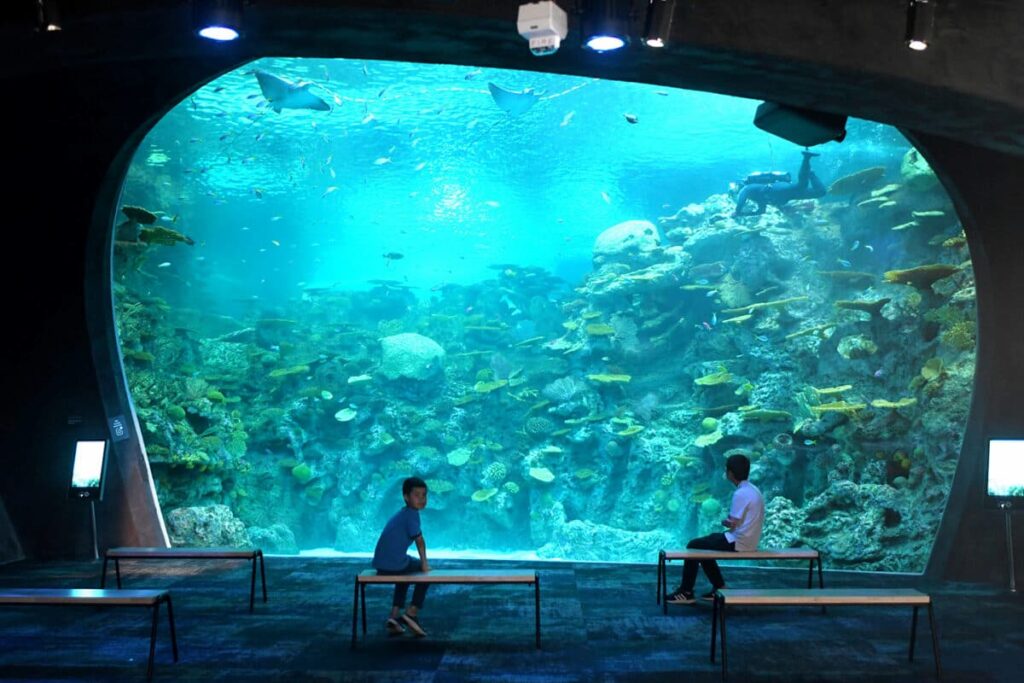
left=372, top=476, right=431, bottom=637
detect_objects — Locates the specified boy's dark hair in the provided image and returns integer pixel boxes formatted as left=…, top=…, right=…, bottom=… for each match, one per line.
left=403, top=476, right=428, bottom=496
left=725, top=454, right=751, bottom=481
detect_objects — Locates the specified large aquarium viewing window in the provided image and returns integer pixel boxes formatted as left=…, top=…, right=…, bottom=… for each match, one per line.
left=112, top=57, right=975, bottom=571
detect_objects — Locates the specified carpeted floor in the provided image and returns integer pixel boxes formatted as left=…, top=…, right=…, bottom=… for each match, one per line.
left=0, top=556, right=1020, bottom=681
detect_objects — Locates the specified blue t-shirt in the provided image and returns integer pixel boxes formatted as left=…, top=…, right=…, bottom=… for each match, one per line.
left=372, top=506, right=422, bottom=571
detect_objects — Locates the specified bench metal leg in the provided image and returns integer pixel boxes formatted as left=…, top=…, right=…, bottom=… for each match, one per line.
left=909, top=605, right=919, bottom=661
left=147, top=601, right=160, bottom=681
left=249, top=556, right=257, bottom=613
left=535, top=573, right=541, bottom=649
left=657, top=550, right=664, bottom=606
left=165, top=594, right=179, bottom=662
left=928, top=603, right=942, bottom=679
left=360, top=583, right=367, bottom=635
left=258, top=551, right=268, bottom=603
left=662, top=555, right=670, bottom=616
left=115, top=559, right=123, bottom=589
left=816, top=558, right=826, bottom=613
left=100, top=555, right=109, bottom=588
left=710, top=592, right=719, bottom=663
left=351, top=577, right=359, bottom=648
left=720, top=597, right=728, bottom=681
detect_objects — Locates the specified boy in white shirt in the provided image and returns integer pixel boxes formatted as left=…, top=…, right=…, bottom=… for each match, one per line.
left=667, top=453, right=765, bottom=604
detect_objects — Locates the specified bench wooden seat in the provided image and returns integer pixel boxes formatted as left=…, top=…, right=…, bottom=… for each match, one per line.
left=353, top=569, right=540, bottom=647
left=710, top=588, right=941, bottom=680
left=658, top=548, right=823, bottom=614
left=101, top=547, right=267, bottom=612
left=0, top=588, right=178, bottom=680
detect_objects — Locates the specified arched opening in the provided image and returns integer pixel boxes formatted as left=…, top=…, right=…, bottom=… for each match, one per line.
left=111, top=57, right=974, bottom=571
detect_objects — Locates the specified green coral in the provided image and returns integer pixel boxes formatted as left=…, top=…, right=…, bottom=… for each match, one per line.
left=474, top=379, right=508, bottom=393
left=269, top=365, right=310, bottom=379
left=941, top=320, right=976, bottom=351
left=585, top=323, right=616, bottom=336
left=123, top=349, right=156, bottom=363
left=472, top=488, right=499, bottom=502
left=695, top=367, right=732, bottom=386
left=503, top=481, right=520, bottom=494
left=700, top=417, right=719, bottom=433
left=206, top=390, right=226, bottom=403
left=694, top=430, right=723, bottom=447
left=740, top=408, right=793, bottom=422
left=291, top=463, right=314, bottom=485
left=529, top=467, right=555, bottom=482
left=166, top=405, right=186, bottom=420
left=425, top=478, right=456, bottom=493
left=586, top=373, right=631, bottom=383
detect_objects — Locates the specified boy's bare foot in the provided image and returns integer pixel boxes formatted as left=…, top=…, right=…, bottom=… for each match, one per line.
left=385, top=617, right=405, bottom=636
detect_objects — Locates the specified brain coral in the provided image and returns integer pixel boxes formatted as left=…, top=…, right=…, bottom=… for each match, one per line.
left=482, top=461, right=508, bottom=485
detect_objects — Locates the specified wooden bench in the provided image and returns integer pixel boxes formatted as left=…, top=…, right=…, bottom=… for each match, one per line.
left=101, top=547, right=267, bottom=612
left=353, top=569, right=540, bottom=648
left=658, top=548, right=823, bottom=614
left=710, top=588, right=941, bottom=680
left=0, top=588, right=178, bottom=680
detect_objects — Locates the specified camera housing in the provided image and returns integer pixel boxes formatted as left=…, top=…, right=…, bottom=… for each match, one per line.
left=517, top=2, right=568, bottom=57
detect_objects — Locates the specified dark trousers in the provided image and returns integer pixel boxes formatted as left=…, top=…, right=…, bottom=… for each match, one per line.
left=376, top=556, right=428, bottom=609
left=679, top=532, right=735, bottom=592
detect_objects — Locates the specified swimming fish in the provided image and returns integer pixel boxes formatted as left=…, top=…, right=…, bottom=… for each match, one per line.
left=361, top=113, right=376, bottom=124
left=488, top=82, right=539, bottom=116
left=373, top=157, right=391, bottom=165
left=465, top=69, right=483, bottom=80
left=837, top=258, right=852, bottom=268
left=383, top=252, right=404, bottom=261
left=321, top=186, right=339, bottom=198
left=560, top=111, right=575, bottom=127
left=414, top=162, right=426, bottom=172
left=157, top=262, right=171, bottom=268
left=851, top=240, right=860, bottom=251
left=601, top=191, right=612, bottom=204
left=624, top=113, right=639, bottom=124
left=253, top=70, right=330, bottom=113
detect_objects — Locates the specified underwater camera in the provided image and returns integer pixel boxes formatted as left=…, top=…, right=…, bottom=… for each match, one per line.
left=518, top=1, right=569, bottom=57
left=753, top=102, right=847, bottom=147
left=987, top=439, right=1024, bottom=506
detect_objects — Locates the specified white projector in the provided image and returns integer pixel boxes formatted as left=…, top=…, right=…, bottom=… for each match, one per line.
left=517, top=2, right=569, bottom=57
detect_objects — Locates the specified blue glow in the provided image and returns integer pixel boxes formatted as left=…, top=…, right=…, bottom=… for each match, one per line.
left=585, top=35, right=626, bottom=52
left=198, top=25, right=240, bottom=41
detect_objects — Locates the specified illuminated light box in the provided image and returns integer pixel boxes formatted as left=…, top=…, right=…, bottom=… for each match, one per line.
left=69, top=440, right=109, bottom=500
left=987, top=439, right=1024, bottom=499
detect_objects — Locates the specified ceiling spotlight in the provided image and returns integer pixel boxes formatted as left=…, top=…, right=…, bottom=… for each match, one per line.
left=194, top=0, right=243, bottom=42
left=643, top=0, right=675, bottom=48
left=517, top=2, right=569, bottom=57
left=905, top=0, right=935, bottom=51
left=582, top=0, right=629, bottom=52
left=35, top=0, right=61, bottom=32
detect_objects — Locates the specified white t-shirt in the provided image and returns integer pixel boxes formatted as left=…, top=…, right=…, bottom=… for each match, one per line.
left=724, top=480, right=765, bottom=551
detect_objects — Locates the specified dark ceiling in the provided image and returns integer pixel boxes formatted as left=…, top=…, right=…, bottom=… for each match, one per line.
left=4, top=0, right=1024, bottom=154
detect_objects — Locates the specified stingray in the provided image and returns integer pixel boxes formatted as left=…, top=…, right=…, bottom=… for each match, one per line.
left=254, top=70, right=331, bottom=113
left=488, top=82, right=540, bottom=116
